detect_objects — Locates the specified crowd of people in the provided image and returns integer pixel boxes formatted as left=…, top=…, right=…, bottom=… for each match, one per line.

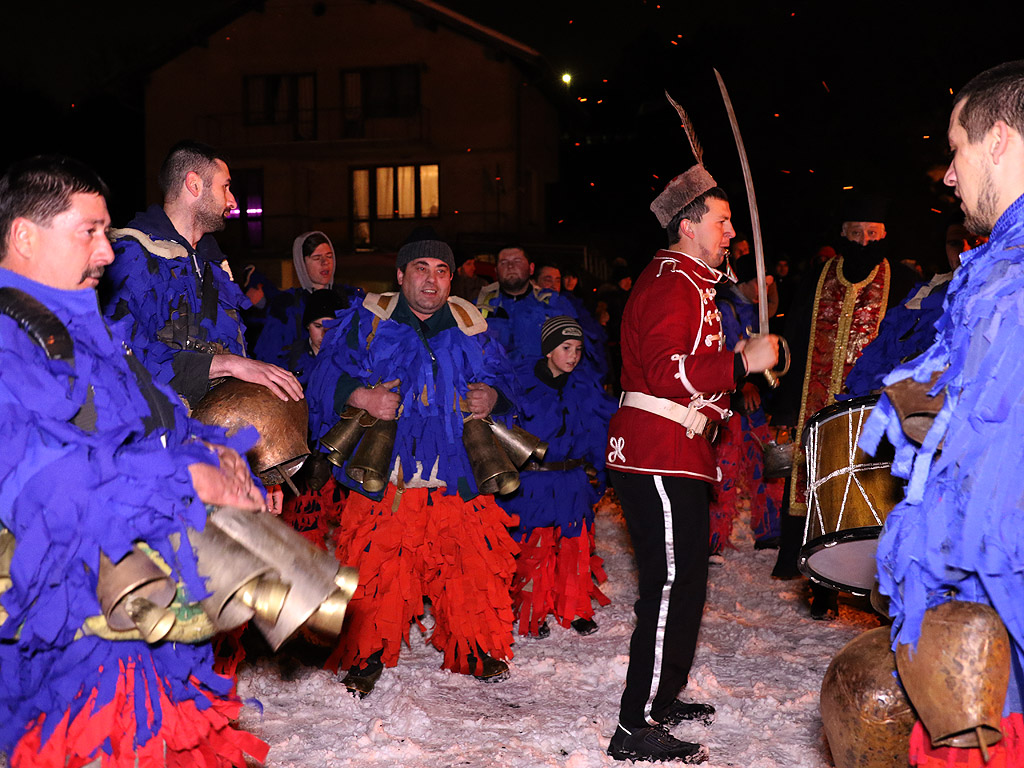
left=2, top=58, right=1024, bottom=768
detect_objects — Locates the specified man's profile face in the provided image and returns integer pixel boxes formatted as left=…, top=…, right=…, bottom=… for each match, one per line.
left=24, top=192, right=115, bottom=291
left=396, top=257, right=451, bottom=320
left=496, top=247, right=532, bottom=294
left=535, top=266, right=561, bottom=292
left=196, top=159, right=237, bottom=234
left=840, top=221, right=886, bottom=246
left=944, top=100, right=1000, bottom=236
left=686, top=198, right=735, bottom=269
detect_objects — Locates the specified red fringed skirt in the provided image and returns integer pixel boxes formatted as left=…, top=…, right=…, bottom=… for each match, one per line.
left=909, top=714, right=1024, bottom=768
left=11, top=658, right=268, bottom=768
left=511, top=524, right=610, bottom=636
left=326, top=485, right=518, bottom=675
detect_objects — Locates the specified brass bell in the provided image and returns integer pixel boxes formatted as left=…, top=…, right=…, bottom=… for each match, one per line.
left=188, top=521, right=285, bottom=631
left=463, top=417, right=519, bottom=495
left=205, top=506, right=358, bottom=651
left=96, top=548, right=177, bottom=637
left=486, top=418, right=548, bottom=467
left=303, top=588, right=351, bottom=637
left=237, top=576, right=290, bottom=626
left=192, top=377, right=311, bottom=487
left=347, top=419, right=397, bottom=493
left=124, top=596, right=177, bottom=644
left=321, top=407, right=377, bottom=468
left=896, top=600, right=1011, bottom=751
left=820, top=626, right=916, bottom=768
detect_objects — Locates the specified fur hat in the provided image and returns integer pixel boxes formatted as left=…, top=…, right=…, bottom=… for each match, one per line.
left=650, top=92, right=717, bottom=228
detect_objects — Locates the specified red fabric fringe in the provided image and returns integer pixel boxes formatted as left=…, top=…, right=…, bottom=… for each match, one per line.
left=281, top=475, right=346, bottom=550
left=11, top=659, right=268, bottom=768
left=325, top=486, right=518, bottom=676
left=909, top=714, right=1024, bottom=768
left=512, top=525, right=610, bottom=636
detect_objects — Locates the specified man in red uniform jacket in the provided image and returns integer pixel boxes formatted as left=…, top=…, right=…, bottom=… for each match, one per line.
left=606, top=155, right=778, bottom=762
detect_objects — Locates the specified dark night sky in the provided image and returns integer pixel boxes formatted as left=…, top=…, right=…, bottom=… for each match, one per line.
left=2, top=0, right=1021, bottom=271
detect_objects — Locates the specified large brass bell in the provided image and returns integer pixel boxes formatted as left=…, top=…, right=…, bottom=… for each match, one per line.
left=896, top=600, right=1010, bottom=752
left=188, top=521, right=289, bottom=631
left=96, top=547, right=178, bottom=643
left=0, top=529, right=13, bottom=628
left=347, top=419, right=397, bottom=493
left=486, top=417, right=548, bottom=467
left=192, top=377, right=310, bottom=490
left=321, top=407, right=377, bottom=468
left=203, top=506, right=358, bottom=650
left=463, top=416, right=519, bottom=495
left=820, top=626, right=917, bottom=768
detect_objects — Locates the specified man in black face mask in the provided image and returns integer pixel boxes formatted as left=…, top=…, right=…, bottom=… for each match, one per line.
left=768, top=196, right=914, bottom=618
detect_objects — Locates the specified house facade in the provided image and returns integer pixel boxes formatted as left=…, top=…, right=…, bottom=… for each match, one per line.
left=143, top=0, right=560, bottom=284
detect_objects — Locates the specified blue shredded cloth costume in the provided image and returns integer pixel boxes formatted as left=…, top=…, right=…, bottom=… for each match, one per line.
left=842, top=275, right=951, bottom=399
left=307, top=292, right=518, bottom=500
left=861, top=193, right=1024, bottom=719
left=252, top=284, right=363, bottom=374
left=477, top=283, right=605, bottom=376
left=305, top=292, right=522, bottom=675
left=102, top=205, right=249, bottom=408
left=498, top=357, right=615, bottom=635
left=0, top=268, right=260, bottom=765
left=501, top=358, right=615, bottom=537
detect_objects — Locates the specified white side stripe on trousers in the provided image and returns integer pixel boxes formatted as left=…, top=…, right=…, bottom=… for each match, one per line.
left=645, top=474, right=676, bottom=725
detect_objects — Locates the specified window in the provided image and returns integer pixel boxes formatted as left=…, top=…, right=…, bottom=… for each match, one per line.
left=340, top=65, right=420, bottom=138
left=243, top=73, right=317, bottom=140
left=225, top=169, right=264, bottom=250
left=352, top=163, right=440, bottom=246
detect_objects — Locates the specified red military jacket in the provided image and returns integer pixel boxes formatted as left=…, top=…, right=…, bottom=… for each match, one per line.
left=607, top=250, right=739, bottom=481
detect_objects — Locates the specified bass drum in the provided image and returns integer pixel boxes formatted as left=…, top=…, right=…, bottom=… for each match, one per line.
left=798, top=395, right=903, bottom=595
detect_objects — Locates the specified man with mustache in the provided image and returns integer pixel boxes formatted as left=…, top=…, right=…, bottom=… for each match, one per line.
left=0, top=154, right=269, bottom=768
left=102, top=140, right=302, bottom=411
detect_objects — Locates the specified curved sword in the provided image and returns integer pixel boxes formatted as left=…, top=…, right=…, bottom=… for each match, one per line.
left=713, top=68, right=788, bottom=386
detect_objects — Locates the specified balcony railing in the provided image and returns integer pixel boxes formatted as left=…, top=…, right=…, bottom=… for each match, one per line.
left=196, top=108, right=430, bottom=147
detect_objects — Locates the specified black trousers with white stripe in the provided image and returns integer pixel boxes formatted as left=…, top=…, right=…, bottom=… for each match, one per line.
left=611, top=470, right=710, bottom=730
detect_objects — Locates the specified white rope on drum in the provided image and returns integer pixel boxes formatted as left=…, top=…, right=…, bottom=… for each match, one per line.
left=805, top=405, right=889, bottom=544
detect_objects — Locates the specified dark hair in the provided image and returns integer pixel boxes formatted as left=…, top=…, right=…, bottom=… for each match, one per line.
left=955, top=60, right=1024, bottom=143
left=301, top=232, right=332, bottom=259
left=534, top=260, right=561, bottom=276
left=0, top=155, right=109, bottom=261
left=158, top=140, right=229, bottom=200
left=666, top=187, right=728, bottom=244
left=497, top=243, right=530, bottom=261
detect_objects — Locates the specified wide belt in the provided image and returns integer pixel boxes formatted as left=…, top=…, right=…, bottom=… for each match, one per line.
left=620, top=391, right=719, bottom=441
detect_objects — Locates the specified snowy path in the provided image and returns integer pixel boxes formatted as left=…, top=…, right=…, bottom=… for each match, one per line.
left=237, top=495, right=883, bottom=767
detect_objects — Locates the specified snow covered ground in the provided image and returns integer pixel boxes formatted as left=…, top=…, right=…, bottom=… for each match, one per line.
left=237, top=494, right=883, bottom=767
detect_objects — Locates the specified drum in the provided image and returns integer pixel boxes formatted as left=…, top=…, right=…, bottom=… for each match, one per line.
left=798, top=395, right=902, bottom=595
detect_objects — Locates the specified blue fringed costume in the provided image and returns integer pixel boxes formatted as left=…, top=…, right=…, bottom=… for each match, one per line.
left=306, top=291, right=521, bottom=675
left=0, top=268, right=266, bottom=767
left=861, top=194, right=1024, bottom=766
left=102, top=205, right=249, bottom=409
left=498, top=357, right=615, bottom=636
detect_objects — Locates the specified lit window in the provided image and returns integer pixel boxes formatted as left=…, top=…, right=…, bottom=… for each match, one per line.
left=352, top=163, right=440, bottom=246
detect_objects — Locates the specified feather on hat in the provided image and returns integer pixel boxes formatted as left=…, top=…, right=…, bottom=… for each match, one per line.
left=650, top=92, right=718, bottom=227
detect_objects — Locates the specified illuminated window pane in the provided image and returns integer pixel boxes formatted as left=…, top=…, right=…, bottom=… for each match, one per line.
left=397, top=166, right=415, bottom=218
left=376, top=167, right=394, bottom=219
left=352, top=169, right=370, bottom=219
left=420, top=165, right=439, bottom=217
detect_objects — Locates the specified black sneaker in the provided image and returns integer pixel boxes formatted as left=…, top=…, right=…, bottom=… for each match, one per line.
left=651, top=700, right=716, bottom=727
left=537, top=620, right=551, bottom=638
left=607, top=724, right=709, bottom=763
left=571, top=617, right=598, bottom=635
left=340, top=651, right=384, bottom=698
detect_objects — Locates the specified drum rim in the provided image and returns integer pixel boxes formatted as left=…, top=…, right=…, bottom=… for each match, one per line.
left=806, top=394, right=881, bottom=429
left=798, top=525, right=883, bottom=597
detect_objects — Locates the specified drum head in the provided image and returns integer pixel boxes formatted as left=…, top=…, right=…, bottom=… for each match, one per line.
left=798, top=526, right=882, bottom=596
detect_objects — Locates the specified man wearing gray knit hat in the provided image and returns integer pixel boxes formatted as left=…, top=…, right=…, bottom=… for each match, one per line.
left=606, top=93, right=778, bottom=763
